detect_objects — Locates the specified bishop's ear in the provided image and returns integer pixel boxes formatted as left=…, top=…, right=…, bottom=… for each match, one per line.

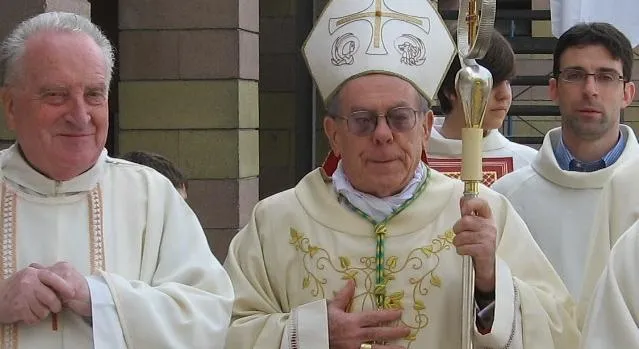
left=422, top=110, right=434, bottom=150
left=324, top=115, right=342, bottom=157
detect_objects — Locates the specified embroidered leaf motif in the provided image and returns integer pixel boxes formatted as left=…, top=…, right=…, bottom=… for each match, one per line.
left=302, top=275, right=310, bottom=289
left=385, top=291, right=405, bottom=310
left=287, top=229, right=446, bottom=341
left=444, top=229, right=455, bottom=243
left=389, top=291, right=404, bottom=299
left=405, top=331, right=417, bottom=341
left=430, top=274, right=442, bottom=287
left=386, top=256, right=398, bottom=269
left=383, top=270, right=396, bottom=281
left=341, top=270, right=359, bottom=284
left=421, top=246, right=434, bottom=257
left=339, top=256, right=351, bottom=269
left=289, top=228, right=302, bottom=244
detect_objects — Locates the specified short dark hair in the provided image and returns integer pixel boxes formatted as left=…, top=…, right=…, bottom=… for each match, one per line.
left=553, top=22, right=633, bottom=82
left=437, top=27, right=516, bottom=115
left=119, top=151, right=188, bottom=190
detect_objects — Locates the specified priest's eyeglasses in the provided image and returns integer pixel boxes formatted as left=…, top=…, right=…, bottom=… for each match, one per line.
left=557, top=68, right=625, bottom=86
left=334, top=107, right=420, bottom=136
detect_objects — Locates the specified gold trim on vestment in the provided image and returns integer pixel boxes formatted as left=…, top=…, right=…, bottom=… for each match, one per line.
left=0, top=184, right=105, bottom=349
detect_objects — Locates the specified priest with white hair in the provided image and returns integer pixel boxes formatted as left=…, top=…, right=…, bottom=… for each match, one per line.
left=0, top=12, right=233, bottom=348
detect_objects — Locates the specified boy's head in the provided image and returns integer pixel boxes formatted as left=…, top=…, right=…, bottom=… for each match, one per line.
left=437, top=26, right=516, bottom=130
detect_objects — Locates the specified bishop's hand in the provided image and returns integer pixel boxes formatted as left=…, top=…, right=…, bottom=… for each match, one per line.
left=327, top=280, right=410, bottom=349
left=452, top=197, right=497, bottom=293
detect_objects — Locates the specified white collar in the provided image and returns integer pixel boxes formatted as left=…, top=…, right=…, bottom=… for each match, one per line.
left=332, top=160, right=426, bottom=222
left=1, top=144, right=108, bottom=196
left=429, top=116, right=511, bottom=155
left=531, top=125, right=639, bottom=189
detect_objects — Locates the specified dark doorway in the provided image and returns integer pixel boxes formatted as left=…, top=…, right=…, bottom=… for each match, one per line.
left=89, top=0, right=119, bottom=155
left=294, top=0, right=315, bottom=180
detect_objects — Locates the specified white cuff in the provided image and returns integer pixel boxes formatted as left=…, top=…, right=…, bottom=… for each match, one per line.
left=281, top=299, right=329, bottom=349
left=474, top=258, right=517, bottom=348
left=86, top=275, right=127, bottom=349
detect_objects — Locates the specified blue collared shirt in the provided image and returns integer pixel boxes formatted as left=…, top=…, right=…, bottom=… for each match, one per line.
left=554, top=131, right=626, bottom=172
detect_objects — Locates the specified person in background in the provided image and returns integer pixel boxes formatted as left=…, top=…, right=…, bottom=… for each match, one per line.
left=428, top=27, right=537, bottom=186
left=120, top=151, right=188, bottom=199
left=492, top=22, right=638, bottom=327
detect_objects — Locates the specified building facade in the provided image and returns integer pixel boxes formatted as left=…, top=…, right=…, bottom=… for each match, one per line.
left=1, top=0, right=638, bottom=260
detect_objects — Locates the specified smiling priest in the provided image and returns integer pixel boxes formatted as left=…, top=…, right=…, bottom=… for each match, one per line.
left=0, top=12, right=233, bottom=349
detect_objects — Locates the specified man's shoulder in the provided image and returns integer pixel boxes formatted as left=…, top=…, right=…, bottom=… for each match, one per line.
left=250, top=173, right=319, bottom=222
left=477, top=184, right=508, bottom=205
left=105, top=156, right=159, bottom=175
left=608, top=219, right=639, bottom=273
left=103, top=156, right=176, bottom=189
left=610, top=156, right=639, bottom=187
left=251, top=168, right=366, bottom=230
left=255, top=187, right=298, bottom=212
left=508, top=142, right=538, bottom=158
left=492, top=165, right=538, bottom=196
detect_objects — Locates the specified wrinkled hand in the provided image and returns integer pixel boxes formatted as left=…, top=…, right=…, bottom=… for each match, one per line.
left=0, top=266, right=74, bottom=325
left=31, top=262, right=92, bottom=317
left=328, top=280, right=410, bottom=349
left=452, top=197, right=497, bottom=293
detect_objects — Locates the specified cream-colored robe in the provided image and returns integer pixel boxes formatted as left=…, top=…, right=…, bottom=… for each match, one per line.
left=0, top=145, right=234, bottom=349
left=224, top=168, right=578, bottom=349
left=578, top=156, right=639, bottom=328
left=492, top=125, right=639, bottom=306
left=580, top=220, right=639, bottom=348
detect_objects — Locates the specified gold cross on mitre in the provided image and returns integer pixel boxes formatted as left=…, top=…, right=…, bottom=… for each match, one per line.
left=303, top=0, right=456, bottom=105
left=328, top=0, right=430, bottom=54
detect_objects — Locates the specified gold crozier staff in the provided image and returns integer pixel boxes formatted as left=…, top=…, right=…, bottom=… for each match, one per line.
left=455, top=0, right=496, bottom=348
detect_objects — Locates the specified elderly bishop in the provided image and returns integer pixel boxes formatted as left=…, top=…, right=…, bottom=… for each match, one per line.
left=224, top=1, right=578, bottom=348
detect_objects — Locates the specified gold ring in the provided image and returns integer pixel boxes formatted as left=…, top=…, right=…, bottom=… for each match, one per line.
left=360, top=344, right=373, bottom=349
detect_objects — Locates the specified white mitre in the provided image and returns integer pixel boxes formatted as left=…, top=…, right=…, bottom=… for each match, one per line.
left=303, top=0, right=456, bottom=104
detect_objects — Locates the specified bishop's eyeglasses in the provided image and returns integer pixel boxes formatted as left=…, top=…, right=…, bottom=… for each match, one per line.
left=333, top=106, right=420, bottom=136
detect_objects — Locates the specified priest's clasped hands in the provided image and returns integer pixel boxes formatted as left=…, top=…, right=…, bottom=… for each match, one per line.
left=0, top=261, right=91, bottom=325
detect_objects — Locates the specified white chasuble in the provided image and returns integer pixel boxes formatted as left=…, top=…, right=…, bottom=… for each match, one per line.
left=0, top=145, right=234, bottom=349
left=225, top=168, right=579, bottom=349
left=492, top=126, right=639, bottom=317
left=579, top=156, right=639, bottom=328
left=581, top=222, right=639, bottom=348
